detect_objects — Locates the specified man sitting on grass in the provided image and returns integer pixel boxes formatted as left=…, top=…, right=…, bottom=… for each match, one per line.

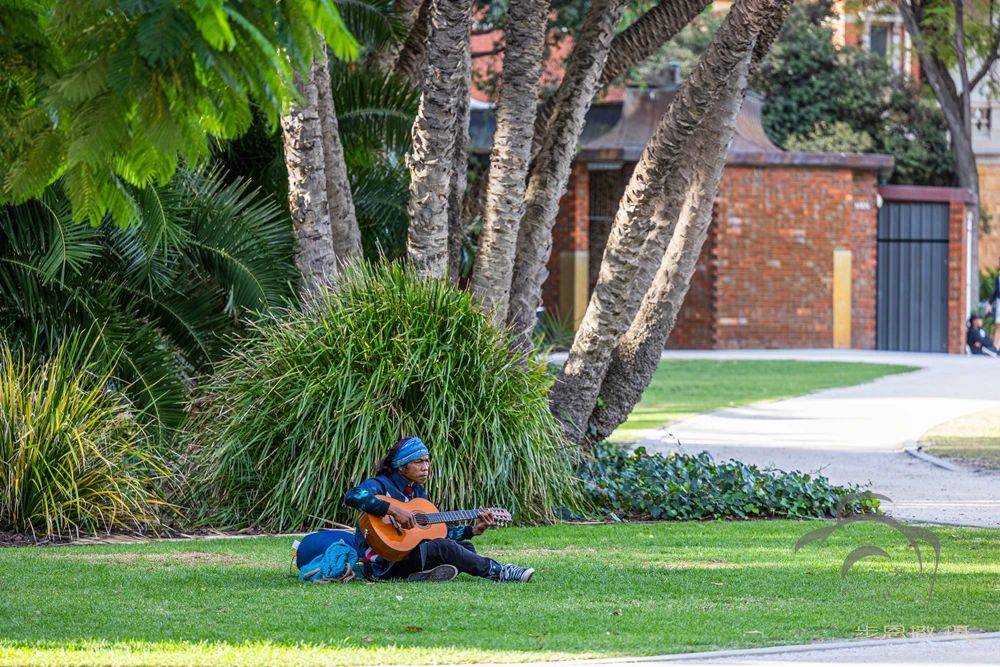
left=342, top=436, right=534, bottom=583
left=967, top=315, right=999, bottom=357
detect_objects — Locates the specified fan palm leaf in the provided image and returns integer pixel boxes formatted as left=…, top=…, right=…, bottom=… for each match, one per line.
left=0, top=168, right=294, bottom=430
left=335, top=0, right=405, bottom=50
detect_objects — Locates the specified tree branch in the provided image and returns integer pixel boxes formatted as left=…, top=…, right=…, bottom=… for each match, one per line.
left=953, top=0, right=972, bottom=133
left=970, top=18, right=1000, bottom=90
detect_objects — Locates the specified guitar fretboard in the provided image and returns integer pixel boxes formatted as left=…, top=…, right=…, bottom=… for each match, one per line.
left=418, top=509, right=480, bottom=525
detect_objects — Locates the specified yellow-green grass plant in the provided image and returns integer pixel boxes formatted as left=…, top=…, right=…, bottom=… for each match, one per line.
left=187, top=263, right=582, bottom=531
left=0, top=340, right=170, bottom=537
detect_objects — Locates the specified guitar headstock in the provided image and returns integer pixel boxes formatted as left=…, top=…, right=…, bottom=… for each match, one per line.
left=481, top=507, right=513, bottom=526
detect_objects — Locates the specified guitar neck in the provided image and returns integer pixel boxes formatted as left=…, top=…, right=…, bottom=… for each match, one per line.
left=419, top=509, right=481, bottom=525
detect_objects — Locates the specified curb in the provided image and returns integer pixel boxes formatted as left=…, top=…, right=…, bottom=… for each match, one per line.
left=903, top=444, right=961, bottom=471
left=456, top=631, right=1000, bottom=667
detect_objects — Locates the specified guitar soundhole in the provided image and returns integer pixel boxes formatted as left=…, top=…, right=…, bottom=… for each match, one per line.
left=414, top=514, right=428, bottom=527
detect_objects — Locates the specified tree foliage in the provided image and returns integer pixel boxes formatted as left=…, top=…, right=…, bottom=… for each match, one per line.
left=216, top=65, right=420, bottom=262
left=0, top=0, right=358, bottom=226
left=0, top=169, right=294, bottom=429
left=754, top=1, right=955, bottom=186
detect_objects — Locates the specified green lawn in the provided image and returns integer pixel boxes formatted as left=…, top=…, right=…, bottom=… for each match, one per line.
left=921, top=405, right=1000, bottom=470
left=611, top=360, right=916, bottom=442
left=1, top=521, right=996, bottom=666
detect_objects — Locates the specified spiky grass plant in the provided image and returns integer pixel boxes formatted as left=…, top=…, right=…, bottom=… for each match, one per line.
left=188, top=263, right=580, bottom=530
left=0, top=341, right=169, bottom=537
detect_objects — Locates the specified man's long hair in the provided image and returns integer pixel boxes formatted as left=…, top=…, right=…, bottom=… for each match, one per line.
left=376, top=435, right=418, bottom=477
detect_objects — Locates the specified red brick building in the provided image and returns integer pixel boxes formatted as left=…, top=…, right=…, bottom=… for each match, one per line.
left=470, top=86, right=975, bottom=353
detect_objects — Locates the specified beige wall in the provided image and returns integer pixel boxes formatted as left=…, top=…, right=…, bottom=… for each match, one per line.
left=979, top=162, right=1000, bottom=271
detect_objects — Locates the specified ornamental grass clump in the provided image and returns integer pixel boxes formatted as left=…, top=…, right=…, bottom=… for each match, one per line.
left=188, top=263, right=580, bottom=531
left=0, top=342, right=169, bottom=537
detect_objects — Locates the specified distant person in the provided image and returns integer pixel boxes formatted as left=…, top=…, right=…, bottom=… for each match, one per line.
left=967, top=315, right=999, bottom=357
left=991, top=263, right=1000, bottom=315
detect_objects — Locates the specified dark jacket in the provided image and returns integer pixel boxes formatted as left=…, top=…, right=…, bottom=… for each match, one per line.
left=967, top=325, right=997, bottom=354
left=343, top=470, right=473, bottom=577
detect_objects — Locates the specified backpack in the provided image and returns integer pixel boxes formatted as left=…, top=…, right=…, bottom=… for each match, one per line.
left=293, top=529, right=365, bottom=583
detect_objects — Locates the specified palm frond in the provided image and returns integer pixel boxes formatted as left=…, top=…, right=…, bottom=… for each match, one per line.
left=349, top=161, right=409, bottom=261
left=0, top=167, right=294, bottom=431
left=329, top=65, right=419, bottom=158
left=173, top=168, right=295, bottom=314
left=335, top=0, right=404, bottom=51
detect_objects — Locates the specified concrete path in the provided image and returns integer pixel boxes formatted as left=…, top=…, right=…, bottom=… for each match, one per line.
left=635, top=350, right=1000, bottom=527
left=460, top=632, right=1000, bottom=666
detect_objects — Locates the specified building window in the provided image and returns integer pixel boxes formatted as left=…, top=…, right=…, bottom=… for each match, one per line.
left=869, top=24, right=889, bottom=58
left=863, top=15, right=910, bottom=76
left=974, top=106, right=992, bottom=137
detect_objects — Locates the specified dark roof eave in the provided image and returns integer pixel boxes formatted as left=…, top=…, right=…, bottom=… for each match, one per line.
left=726, top=150, right=894, bottom=174
left=577, top=148, right=895, bottom=175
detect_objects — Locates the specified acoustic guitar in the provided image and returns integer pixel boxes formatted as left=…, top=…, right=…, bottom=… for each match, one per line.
left=358, top=495, right=512, bottom=561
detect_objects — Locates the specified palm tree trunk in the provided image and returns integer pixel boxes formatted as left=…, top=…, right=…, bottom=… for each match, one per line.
left=470, top=0, right=550, bottom=321
left=448, top=43, right=472, bottom=283
left=506, top=0, right=628, bottom=345
left=603, top=0, right=713, bottom=87
left=532, top=0, right=712, bottom=158
left=367, top=0, right=425, bottom=73
left=405, top=0, right=472, bottom=280
left=549, top=0, right=788, bottom=442
left=280, top=65, right=337, bottom=297
left=586, top=51, right=753, bottom=443
left=394, top=0, right=432, bottom=85
left=313, top=43, right=363, bottom=264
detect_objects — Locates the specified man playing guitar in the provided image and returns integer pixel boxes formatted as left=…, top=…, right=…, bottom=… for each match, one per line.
left=343, top=436, right=535, bottom=583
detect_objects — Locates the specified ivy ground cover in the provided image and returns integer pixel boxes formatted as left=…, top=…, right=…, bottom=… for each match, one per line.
left=1, top=521, right=996, bottom=666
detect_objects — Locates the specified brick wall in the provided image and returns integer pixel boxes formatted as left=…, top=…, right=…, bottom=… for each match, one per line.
left=849, top=171, right=879, bottom=348
left=711, top=165, right=878, bottom=349
left=542, top=163, right=589, bottom=319
left=947, top=199, right=971, bottom=354
left=667, top=222, right=717, bottom=349
left=543, top=160, right=885, bottom=351
left=978, top=161, right=1000, bottom=270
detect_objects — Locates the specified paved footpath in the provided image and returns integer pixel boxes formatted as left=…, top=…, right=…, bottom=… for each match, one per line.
left=457, top=632, right=1000, bottom=667
left=635, top=350, right=1000, bottom=527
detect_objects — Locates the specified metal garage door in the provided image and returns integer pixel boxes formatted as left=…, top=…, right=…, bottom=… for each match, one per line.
left=876, top=201, right=949, bottom=352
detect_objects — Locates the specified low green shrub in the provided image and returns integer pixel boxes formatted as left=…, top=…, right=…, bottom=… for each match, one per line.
left=579, top=441, right=878, bottom=520
left=0, top=169, right=294, bottom=431
left=187, top=263, right=581, bottom=530
left=0, top=341, right=169, bottom=537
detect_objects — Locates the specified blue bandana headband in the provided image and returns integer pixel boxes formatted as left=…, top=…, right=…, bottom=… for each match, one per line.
left=392, top=437, right=429, bottom=469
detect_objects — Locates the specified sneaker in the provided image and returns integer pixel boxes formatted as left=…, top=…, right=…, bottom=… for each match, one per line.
left=496, top=563, right=534, bottom=582
left=406, top=564, right=459, bottom=582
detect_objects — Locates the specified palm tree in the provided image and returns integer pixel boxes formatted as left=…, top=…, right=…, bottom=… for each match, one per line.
left=505, top=0, right=629, bottom=346
left=549, top=0, right=791, bottom=441
left=282, top=63, right=340, bottom=295
left=531, top=0, right=713, bottom=146
left=470, top=0, right=550, bottom=321
left=0, top=169, right=294, bottom=429
left=588, top=50, right=754, bottom=442
left=405, top=0, right=473, bottom=279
